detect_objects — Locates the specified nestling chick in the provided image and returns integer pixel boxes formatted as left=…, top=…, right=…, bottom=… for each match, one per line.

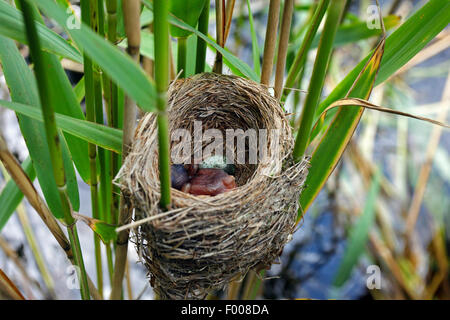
left=182, top=168, right=236, bottom=196
left=170, top=164, right=189, bottom=190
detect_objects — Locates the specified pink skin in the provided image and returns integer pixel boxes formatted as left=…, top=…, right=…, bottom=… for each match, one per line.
left=182, top=169, right=236, bottom=196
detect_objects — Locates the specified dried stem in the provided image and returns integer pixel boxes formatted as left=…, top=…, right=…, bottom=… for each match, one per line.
left=223, top=0, right=236, bottom=43
left=260, top=0, right=281, bottom=86
left=0, top=135, right=101, bottom=300
left=16, top=203, right=56, bottom=298
left=0, top=269, right=25, bottom=300
left=274, top=0, right=294, bottom=100
left=212, top=0, right=225, bottom=73
left=105, top=0, right=120, bottom=229
left=153, top=0, right=172, bottom=210
left=405, top=74, right=450, bottom=235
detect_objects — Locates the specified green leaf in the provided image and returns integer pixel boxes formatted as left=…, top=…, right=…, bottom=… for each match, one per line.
left=142, top=0, right=259, bottom=81
left=185, top=33, right=198, bottom=77
left=44, top=56, right=91, bottom=185
left=169, top=0, right=208, bottom=38
left=316, top=0, right=450, bottom=120
left=4, top=2, right=91, bottom=185
left=34, top=0, right=157, bottom=113
left=0, top=157, right=35, bottom=232
left=140, top=6, right=154, bottom=26
left=283, top=0, right=330, bottom=101
left=91, top=220, right=117, bottom=244
left=310, top=15, right=401, bottom=49
left=195, top=1, right=210, bottom=74
left=116, top=0, right=126, bottom=39
left=292, top=0, right=347, bottom=161
left=0, top=1, right=82, bottom=63
left=0, top=35, right=80, bottom=217
left=74, top=77, right=86, bottom=104
left=299, top=38, right=385, bottom=217
left=246, top=0, right=261, bottom=77
left=299, top=0, right=450, bottom=215
left=172, top=14, right=258, bottom=81
left=333, top=170, right=381, bottom=287
left=73, top=213, right=117, bottom=244
left=0, top=99, right=123, bottom=154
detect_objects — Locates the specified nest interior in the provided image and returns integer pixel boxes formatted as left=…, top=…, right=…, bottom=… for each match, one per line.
left=119, top=73, right=310, bottom=299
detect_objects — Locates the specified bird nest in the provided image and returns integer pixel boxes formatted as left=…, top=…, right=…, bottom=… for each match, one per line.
left=118, top=73, right=310, bottom=299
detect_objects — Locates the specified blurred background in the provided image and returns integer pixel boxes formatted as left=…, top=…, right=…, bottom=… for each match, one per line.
left=0, top=0, right=449, bottom=299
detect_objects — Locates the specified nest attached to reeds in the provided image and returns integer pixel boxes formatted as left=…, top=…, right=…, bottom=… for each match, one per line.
left=118, top=73, right=310, bottom=299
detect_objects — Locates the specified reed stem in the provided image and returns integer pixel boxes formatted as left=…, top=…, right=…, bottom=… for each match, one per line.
left=274, top=0, right=294, bottom=100
left=212, top=0, right=224, bottom=74
left=177, top=37, right=187, bottom=78
left=110, top=0, right=140, bottom=300
left=195, top=0, right=210, bottom=74
left=0, top=136, right=101, bottom=300
left=282, top=0, right=330, bottom=101
left=19, top=0, right=90, bottom=299
left=0, top=163, right=55, bottom=297
left=105, top=0, right=120, bottom=227
left=154, top=0, right=172, bottom=210
left=292, top=0, right=347, bottom=161
left=223, top=0, right=236, bottom=44
left=260, top=0, right=281, bottom=86
left=16, top=203, right=55, bottom=298
left=81, top=0, right=104, bottom=297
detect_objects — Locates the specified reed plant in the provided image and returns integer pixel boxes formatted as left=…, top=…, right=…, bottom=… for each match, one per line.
left=0, top=0, right=448, bottom=300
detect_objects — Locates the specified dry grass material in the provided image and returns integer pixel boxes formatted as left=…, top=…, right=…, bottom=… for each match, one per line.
left=118, top=73, right=309, bottom=299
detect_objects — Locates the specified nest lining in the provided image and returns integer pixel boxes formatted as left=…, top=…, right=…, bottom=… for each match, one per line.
left=118, top=73, right=310, bottom=299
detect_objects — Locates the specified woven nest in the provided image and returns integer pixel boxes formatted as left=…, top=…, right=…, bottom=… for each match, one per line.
left=119, top=73, right=310, bottom=299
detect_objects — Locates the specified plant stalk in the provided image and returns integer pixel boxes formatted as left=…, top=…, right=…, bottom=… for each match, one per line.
left=212, top=0, right=225, bottom=74
left=260, top=0, right=281, bottom=86
left=195, top=0, right=210, bottom=73
left=0, top=162, right=55, bottom=297
left=81, top=0, right=103, bottom=297
left=177, top=37, right=187, bottom=78
left=223, top=0, right=236, bottom=44
left=110, top=0, right=140, bottom=300
left=105, top=0, right=120, bottom=228
left=292, top=0, right=347, bottom=162
left=16, top=203, right=56, bottom=298
left=19, top=0, right=90, bottom=299
left=274, top=0, right=294, bottom=100
left=0, top=135, right=101, bottom=299
left=282, top=0, right=330, bottom=101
